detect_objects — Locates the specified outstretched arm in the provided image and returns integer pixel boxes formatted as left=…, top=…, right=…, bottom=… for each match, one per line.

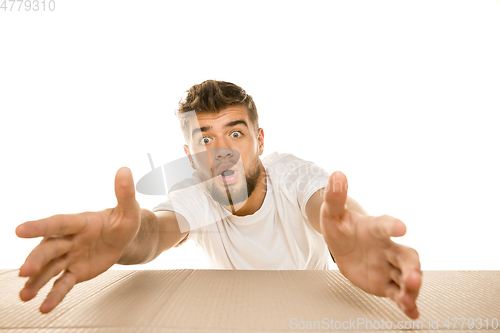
left=305, top=172, right=422, bottom=319
left=15, top=167, right=188, bottom=314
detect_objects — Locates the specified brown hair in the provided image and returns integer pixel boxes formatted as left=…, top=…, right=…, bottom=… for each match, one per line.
left=176, top=80, right=259, bottom=143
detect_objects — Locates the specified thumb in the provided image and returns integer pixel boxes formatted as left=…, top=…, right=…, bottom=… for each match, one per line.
left=323, top=171, right=348, bottom=220
left=115, top=167, right=138, bottom=213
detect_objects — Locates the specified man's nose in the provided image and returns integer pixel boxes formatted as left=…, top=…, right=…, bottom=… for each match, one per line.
left=214, top=147, right=233, bottom=160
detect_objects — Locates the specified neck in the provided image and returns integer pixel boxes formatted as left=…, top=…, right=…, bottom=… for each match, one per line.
left=224, top=161, right=267, bottom=216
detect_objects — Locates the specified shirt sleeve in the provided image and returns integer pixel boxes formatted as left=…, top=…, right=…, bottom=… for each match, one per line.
left=294, top=161, right=330, bottom=219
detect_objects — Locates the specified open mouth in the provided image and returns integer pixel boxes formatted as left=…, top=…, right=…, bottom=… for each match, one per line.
left=221, top=170, right=235, bottom=177
left=217, top=169, right=238, bottom=185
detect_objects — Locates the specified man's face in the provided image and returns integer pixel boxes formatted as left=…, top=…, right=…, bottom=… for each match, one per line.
left=183, top=106, right=264, bottom=208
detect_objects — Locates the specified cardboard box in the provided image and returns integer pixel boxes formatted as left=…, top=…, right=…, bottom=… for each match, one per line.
left=1, top=269, right=499, bottom=332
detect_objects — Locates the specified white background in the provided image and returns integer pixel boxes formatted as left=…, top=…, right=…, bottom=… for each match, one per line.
left=1, top=0, right=499, bottom=271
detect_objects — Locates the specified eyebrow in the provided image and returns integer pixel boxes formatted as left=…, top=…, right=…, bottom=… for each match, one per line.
left=191, top=120, right=249, bottom=138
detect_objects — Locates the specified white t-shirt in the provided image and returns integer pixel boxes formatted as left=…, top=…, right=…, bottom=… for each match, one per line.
left=152, top=152, right=331, bottom=270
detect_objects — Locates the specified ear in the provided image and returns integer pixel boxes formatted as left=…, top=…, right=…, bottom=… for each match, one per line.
left=257, top=128, right=265, bottom=156
left=184, top=144, right=196, bottom=170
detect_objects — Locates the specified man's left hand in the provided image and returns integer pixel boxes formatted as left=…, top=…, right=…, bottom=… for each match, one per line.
left=320, top=171, right=422, bottom=319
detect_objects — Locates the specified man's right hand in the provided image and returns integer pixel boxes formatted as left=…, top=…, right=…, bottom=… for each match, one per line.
left=15, top=167, right=141, bottom=314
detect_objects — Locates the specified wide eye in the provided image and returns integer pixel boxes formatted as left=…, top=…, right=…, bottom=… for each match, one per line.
left=231, top=131, right=242, bottom=139
left=200, top=136, right=212, bottom=145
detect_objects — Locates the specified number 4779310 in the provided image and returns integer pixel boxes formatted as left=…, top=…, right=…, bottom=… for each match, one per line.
left=1, top=0, right=56, bottom=11
left=443, top=318, right=499, bottom=330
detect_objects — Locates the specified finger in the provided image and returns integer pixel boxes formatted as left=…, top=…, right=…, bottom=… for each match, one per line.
left=16, top=213, right=88, bottom=239
left=388, top=266, right=418, bottom=315
left=406, top=306, right=420, bottom=320
left=385, top=245, right=422, bottom=303
left=115, top=167, right=139, bottom=214
left=399, top=286, right=420, bottom=319
left=20, top=256, right=69, bottom=302
left=322, top=171, right=348, bottom=220
left=388, top=246, right=421, bottom=292
left=39, top=271, right=77, bottom=314
left=399, top=249, right=422, bottom=297
left=385, top=281, right=420, bottom=319
left=389, top=266, right=402, bottom=287
left=19, top=237, right=74, bottom=277
left=371, top=215, right=407, bottom=241
left=384, top=281, right=403, bottom=307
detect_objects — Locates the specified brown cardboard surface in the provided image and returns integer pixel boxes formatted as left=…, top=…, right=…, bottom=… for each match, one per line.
left=0, top=269, right=499, bottom=332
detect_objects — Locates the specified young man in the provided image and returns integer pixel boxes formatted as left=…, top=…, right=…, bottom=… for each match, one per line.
left=16, top=80, right=422, bottom=319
